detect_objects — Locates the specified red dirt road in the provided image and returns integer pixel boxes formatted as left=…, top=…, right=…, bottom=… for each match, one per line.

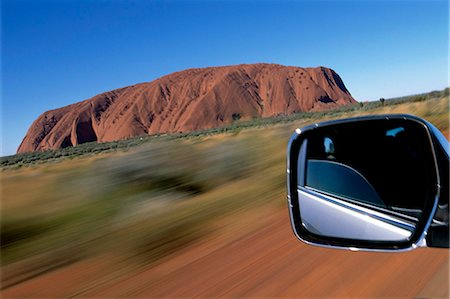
left=3, top=210, right=448, bottom=298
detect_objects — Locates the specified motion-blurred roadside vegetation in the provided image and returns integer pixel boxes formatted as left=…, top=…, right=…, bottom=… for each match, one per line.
left=1, top=88, right=449, bottom=289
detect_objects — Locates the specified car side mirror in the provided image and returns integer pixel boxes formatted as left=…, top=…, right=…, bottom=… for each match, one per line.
left=287, top=114, right=449, bottom=251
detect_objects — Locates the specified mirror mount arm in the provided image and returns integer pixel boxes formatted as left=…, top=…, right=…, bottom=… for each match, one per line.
left=427, top=194, right=449, bottom=248
left=426, top=222, right=449, bottom=248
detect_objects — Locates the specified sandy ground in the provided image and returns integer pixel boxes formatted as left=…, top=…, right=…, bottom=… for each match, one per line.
left=2, top=209, right=448, bottom=298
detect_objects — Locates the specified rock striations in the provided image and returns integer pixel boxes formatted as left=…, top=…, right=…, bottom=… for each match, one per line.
left=18, top=63, right=356, bottom=153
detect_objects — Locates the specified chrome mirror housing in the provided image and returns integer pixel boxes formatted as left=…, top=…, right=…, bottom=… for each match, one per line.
left=287, top=115, right=449, bottom=251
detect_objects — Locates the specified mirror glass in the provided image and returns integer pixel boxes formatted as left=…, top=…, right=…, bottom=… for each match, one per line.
left=297, top=119, right=433, bottom=242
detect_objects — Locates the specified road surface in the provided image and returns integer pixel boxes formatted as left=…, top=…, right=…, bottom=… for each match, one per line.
left=2, top=209, right=448, bottom=298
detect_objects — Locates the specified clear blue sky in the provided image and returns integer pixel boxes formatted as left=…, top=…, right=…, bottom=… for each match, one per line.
left=2, top=0, right=448, bottom=156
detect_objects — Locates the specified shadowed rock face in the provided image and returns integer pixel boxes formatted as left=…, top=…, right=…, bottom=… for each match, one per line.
left=18, top=63, right=356, bottom=153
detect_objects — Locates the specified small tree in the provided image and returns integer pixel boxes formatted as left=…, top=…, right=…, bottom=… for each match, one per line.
left=379, top=97, right=385, bottom=105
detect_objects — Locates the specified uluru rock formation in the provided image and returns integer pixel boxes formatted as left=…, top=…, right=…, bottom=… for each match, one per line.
left=18, top=63, right=356, bottom=153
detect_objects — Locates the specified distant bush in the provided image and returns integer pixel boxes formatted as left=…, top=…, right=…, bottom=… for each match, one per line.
left=232, top=113, right=241, bottom=121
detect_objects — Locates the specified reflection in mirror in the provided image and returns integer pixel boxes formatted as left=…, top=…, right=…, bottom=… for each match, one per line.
left=297, top=120, right=433, bottom=242
left=324, top=137, right=335, bottom=158
left=298, top=188, right=414, bottom=241
left=306, top=159, right=385, bottom=208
